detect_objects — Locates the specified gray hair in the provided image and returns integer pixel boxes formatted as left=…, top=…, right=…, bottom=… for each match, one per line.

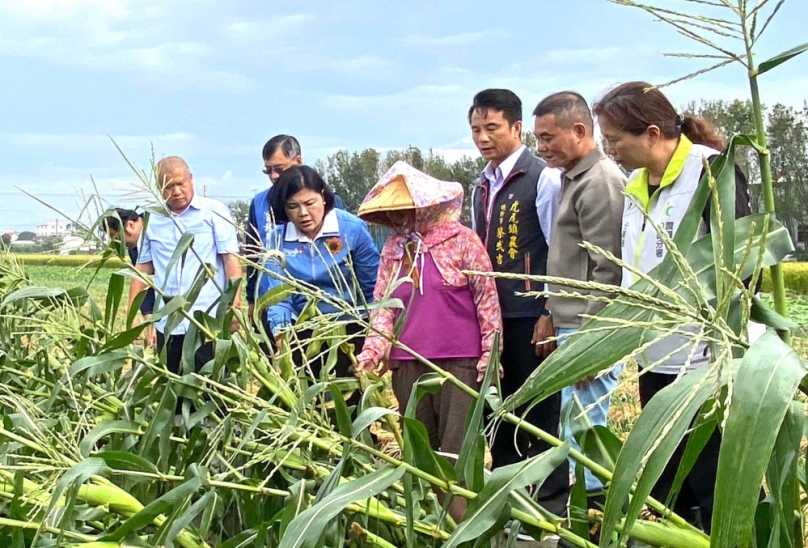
left=262, top=135, right=302, bottom=160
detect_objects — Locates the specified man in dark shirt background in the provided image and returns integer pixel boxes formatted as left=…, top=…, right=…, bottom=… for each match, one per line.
left=103, top=208, right=156, bottom=346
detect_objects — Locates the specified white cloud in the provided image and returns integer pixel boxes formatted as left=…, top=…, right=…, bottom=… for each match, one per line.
left=0, top=1, right=253, bottom=93
left=544, top=47, right=621, bottom=64
left=0, top=132, right=209, bottom=188
left=432, top=147, right=480, bottom=163
left=400, top=31, right=491, bottom=48
left=322, top=84, right=466, bottom=111
left=227, top=14, right=314, bottom=38
left=264, top=47, right=393, bottom=78
left=6, top=132, right=196, bottom=153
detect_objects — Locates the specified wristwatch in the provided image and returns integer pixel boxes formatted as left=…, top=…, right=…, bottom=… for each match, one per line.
left=540, top=308, right=552, bottom=319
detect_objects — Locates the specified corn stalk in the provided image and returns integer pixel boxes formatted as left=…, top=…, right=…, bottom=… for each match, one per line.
left=611, top=0, right=808, bottom=339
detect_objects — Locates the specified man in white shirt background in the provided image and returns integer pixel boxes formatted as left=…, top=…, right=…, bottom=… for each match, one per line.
left=128, top=156, right=243, bottom=382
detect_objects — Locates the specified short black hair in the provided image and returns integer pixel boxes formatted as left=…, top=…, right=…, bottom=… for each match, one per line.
left=102, top=208, right=139, bottom=233
left=468, top=89, right=523, bottom=126
left=270, top=166, right=336, bottom=224
left=533, top=91, right=594, bottom=131
left=262, top=134, right=302, bottom=161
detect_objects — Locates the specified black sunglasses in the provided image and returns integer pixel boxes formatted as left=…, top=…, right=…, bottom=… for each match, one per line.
left=262, top=165, right=286, bottom=176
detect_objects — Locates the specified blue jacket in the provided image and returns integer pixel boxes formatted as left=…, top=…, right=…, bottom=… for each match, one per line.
left=246, top=186, right=347, bottom=304
left=258, top=208, right=379, bottom=335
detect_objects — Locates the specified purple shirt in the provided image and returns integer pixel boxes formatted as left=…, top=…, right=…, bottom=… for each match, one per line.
left=389, top=252, right=482, bottom=362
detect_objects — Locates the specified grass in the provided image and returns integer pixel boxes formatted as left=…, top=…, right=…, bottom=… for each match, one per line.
left=24, top=264, right=122, bottom=307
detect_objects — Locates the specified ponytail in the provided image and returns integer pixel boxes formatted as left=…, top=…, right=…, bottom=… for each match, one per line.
left=594, top=82, right=727, bottom=152
left=680, top=115, right=725, bottom=150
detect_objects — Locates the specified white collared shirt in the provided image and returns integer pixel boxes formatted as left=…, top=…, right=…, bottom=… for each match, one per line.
left=482, top=144, right=526, bottom=221
left=472, top=146, right=561, bottom=247
left=139, top=192, right=240, bottom=335
left=283, top=209, right=340, bottom=243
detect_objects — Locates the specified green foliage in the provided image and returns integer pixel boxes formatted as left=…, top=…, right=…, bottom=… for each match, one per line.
left=227, top=199, right=250, bottom=240
left=762, top=262, right=808, bottom=294
left=0, top=250, right=600, bottom=547
left=313, top=146, right=485, bottom=220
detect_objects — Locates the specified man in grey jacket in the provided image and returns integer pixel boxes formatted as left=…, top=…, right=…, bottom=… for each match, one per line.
left=531, top=91, right=625, bottom=527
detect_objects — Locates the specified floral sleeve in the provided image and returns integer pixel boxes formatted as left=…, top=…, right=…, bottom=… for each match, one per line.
left=460, top=232, right=503, bottom=374
left=357, top=240, right=399, bottom=367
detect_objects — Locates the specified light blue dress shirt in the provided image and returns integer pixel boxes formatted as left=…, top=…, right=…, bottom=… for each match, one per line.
left=138, top=192, right=240, bottom=335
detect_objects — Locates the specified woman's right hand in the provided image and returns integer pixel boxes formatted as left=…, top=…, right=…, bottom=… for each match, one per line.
left=354, top=359, right=376, bottom=375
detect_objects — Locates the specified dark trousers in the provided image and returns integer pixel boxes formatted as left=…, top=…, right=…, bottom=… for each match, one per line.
left=639, top=371, right=720, bottom=532
left=490, top=317, right=570, bottom=516
left=289, top=324, right=364, bottom=380
left=156, top=331, right=215, bottom=375
left=156, top=331, right=215, bottom=413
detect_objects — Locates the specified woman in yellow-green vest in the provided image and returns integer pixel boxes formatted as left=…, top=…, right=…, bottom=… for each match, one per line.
left=593, top=81, right=752, bottom=533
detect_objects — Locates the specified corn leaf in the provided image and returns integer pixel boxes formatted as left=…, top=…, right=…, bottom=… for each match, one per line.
left=757, top=42, right=808, bottom=74
left=442, top=442, right=570, bottom=548
left=601, top=366, right=718, bottom=545
left=279, top=465, right=406, bottom=548
left=765, top=400, right=804, bottom=548
left=100, top=473, right=203, bottom=542
left=712, top=330, right=807, bottom=548
left=80, top=421, right=142, bottom=458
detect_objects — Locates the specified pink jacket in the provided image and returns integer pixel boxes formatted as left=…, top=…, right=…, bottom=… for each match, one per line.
left=357, top=162, right=502, bottom=374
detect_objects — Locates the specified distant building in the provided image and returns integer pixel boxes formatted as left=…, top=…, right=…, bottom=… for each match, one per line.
left=3, top=232, right=17, bottom=242
left=35, top=220, right=72, bottom=239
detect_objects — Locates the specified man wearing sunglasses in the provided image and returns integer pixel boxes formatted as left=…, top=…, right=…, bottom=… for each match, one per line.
left=245, top=135, right=345, bottom=320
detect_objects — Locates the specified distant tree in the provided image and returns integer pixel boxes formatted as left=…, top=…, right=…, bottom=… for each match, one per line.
left=1, top=234, right=10, bottom=247
left=18, top=231, right=36, bottom=241
left=316, top=145, right=487, bottom=223
left=315, top=149, right=382, bottom=213
left=449, top=155, right=487, bottom=222
left=522, top=131, right=537, bottom=151
left=382, top=146, right=426, bottom=172
left=767, top=103, right=808, bottom=246
left=683, top=99, right=760, bottom=210
left=40, top=237, right=62, bottom=253
left=228, top=200, right=250, bottom=242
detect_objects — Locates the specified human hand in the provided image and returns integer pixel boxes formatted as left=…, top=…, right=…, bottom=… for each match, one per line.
left=531, top=315, right=556, bottom=358
left=143, top=322, right=157, bottom=348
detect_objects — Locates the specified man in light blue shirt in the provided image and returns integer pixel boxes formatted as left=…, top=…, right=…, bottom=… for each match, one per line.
left=128, top=156, right=243, bottom=376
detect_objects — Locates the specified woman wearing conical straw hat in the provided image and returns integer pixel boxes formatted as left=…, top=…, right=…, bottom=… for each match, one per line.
left=355, top=161, right=503, bottom=523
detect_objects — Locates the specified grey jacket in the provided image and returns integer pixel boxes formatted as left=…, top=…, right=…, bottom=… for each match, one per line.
left=547, top=148, right=625, bottom=328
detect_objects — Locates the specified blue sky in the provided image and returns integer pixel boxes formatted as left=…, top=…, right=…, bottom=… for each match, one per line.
left=1, top=0, right=807, bottom=232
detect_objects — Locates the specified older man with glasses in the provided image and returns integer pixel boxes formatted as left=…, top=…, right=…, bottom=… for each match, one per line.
left=245, top=135, right=345, bottom=320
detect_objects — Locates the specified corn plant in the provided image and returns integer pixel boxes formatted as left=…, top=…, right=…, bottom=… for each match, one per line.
left=497, top=128, right=804, bottom=548
left=1, top=146, right=753, bottom=547
left=610, top=0, right=808, bottom=331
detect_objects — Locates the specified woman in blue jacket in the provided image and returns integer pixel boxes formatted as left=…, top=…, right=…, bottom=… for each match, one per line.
left=258, top=165, right=380, bottom=382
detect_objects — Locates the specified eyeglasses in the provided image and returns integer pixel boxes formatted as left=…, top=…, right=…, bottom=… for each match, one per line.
left=262, top=165, right=286, bottom=176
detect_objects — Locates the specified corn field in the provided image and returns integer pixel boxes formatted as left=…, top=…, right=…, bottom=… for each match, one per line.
left=3, top=2, right=808, bottom=546
left=0, top=133, right=806, bottom=548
